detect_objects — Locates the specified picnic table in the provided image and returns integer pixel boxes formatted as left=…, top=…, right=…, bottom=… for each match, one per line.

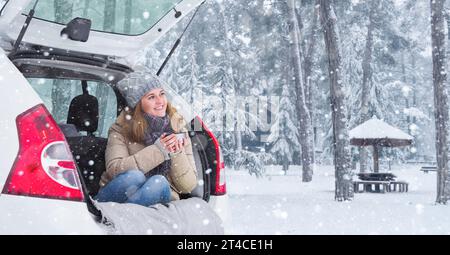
left=357, top=173, right=396, bottom=181
left=353, top=173, right=408, bottom=193
left=420, top=166, right=437, bottom=173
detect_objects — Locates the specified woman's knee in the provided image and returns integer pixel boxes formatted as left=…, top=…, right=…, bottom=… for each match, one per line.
left=150, top=174, right=169, bottom=184
left=145, top=175, right=170, bottom=189
left=125, top=175, right=171, bottom=206
left=118, top=170, right=146, bottom=185
left=95, top=170, right=146, bottom=203
left=141, top=175, right=171, bottom=197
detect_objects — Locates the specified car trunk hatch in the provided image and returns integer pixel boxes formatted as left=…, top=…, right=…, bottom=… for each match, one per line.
left=0, top=0, right=205, bottom=67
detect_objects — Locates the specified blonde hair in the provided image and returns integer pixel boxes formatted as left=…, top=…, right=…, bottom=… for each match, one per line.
left=124, top=100, right=178, bottom=143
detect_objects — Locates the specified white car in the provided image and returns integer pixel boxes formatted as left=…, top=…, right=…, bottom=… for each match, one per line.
left=0, top=0, right=228, bottom=234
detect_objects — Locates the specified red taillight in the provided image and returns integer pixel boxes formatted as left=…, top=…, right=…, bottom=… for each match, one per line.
left=2, top=104, right=84, bottom=202
left=196, top=116, right=226, bottom=195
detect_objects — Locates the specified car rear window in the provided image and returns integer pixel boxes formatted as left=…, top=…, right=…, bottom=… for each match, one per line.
left=27, top=78, right=117, bottom=138
left=23, top=0, right=181, bottom=35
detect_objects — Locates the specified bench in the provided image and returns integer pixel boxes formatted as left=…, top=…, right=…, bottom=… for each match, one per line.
left=353, top=180, right=390, bottom=193
left=420, top=166, right=437, bottom=173
left=353, top=180, right=409, bottom=193
left=388, top=181, right=409, bottom=192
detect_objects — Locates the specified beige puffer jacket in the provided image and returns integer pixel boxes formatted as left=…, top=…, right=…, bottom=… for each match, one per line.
left=99, top=110, right=197, bottom=200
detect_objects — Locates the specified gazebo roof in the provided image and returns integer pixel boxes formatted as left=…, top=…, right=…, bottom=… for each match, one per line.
left=349, top=118, right=413, bottom=147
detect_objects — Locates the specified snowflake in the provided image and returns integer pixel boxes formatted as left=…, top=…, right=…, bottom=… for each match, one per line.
left=415, top=204, right=424, bottom=215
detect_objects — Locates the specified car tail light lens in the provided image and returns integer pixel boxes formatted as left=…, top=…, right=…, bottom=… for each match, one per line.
left=197, top=116, right=226, bottom=195
left=42, top=142, right=80, bottom=189
left=2, top=104, right=84, bottom=201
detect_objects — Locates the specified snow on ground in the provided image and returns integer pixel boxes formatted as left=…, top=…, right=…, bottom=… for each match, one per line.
left=224, top=164, right=450, bottom=235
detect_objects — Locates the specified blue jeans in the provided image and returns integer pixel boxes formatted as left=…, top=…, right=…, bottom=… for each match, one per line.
left=95, top=170, right=171, bottom=207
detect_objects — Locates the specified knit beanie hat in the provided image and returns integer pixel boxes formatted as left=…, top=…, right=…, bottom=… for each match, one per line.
left=117, top=66, right=164, bottom=109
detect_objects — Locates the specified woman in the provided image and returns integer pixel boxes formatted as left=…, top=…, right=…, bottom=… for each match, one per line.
left=96, top=70, right=197, bottom=207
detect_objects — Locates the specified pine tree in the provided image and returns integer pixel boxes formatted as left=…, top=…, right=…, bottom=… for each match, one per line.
left=287, top=0, right=314, bottom=182
left=51, top=0, right=73, bottom=123
left=268, top=82, right=301, bottom=173
left=431, top=0, right=450, bottom=204
left=319, top=0, right=354, bottom=201
left=95, top=0, right=117, bottom=135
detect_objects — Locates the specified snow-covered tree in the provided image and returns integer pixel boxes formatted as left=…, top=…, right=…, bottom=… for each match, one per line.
left=268, top=82, right=301, bottom=173
left=286, top=0, right=314, bottom=182
left=319, top=0, right=354, bottom=201
left=430, top=0, right=450, bottom=204
left=51, top=0, right=73, bottom=123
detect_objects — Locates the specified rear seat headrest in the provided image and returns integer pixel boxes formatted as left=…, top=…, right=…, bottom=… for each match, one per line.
left=67, top=81, right=99, bottom=135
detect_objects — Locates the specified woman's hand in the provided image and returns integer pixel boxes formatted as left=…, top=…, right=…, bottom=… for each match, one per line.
left=160, top=133, right=184, bottom=153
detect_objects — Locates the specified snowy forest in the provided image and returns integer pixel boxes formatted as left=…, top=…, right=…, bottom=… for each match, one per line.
left=25, top=0, right=450, bottom=207
left=147, top=0, right=449, bottom=203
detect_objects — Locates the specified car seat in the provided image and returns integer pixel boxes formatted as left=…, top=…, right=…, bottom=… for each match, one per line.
left=64, top=81, right=107, bottom=196
left=67, top=81, right=99, bottom=136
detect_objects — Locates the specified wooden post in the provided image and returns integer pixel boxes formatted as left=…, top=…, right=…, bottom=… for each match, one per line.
left=373, top=145, right=379, bottom=173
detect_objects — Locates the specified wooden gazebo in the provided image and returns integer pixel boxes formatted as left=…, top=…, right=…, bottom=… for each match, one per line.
left=349, top=118, right=413, bottom=173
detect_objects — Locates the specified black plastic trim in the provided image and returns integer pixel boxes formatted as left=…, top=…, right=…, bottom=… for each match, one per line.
left=0, top=0, right=10, bottom=16
left=9, top=50, right=133, bottom=73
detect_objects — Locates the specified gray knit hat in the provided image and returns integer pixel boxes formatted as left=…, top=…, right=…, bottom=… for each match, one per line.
left=117, top=66, right=164, bottom=109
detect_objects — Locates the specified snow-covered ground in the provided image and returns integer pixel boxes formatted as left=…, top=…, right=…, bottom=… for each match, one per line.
left=225, top=164, right=450, bottom=235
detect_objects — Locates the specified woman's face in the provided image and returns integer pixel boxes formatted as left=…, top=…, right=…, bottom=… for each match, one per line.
left=140, top=88, right=167, bottom=117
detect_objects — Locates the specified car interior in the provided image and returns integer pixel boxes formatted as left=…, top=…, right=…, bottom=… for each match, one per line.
left=0, top=0, right=222, bottom=230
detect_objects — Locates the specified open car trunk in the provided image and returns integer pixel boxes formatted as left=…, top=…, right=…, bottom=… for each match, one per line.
left=2, top=0, right=227, bottom=233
